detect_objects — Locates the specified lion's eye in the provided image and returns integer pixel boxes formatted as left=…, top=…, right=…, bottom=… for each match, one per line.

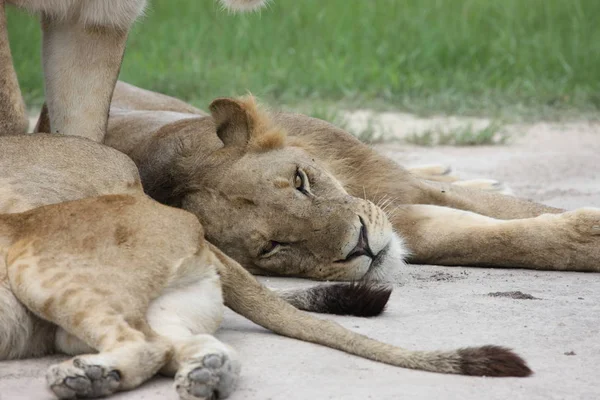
left=294, top=168, right=310, bottom=194
left=259, top=241, right=281, bottom=257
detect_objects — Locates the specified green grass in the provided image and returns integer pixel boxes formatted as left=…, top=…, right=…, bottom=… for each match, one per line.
left=303, top=105, right=388, bottom=143
left=7, top=0, right=600, bottom=119
left=405, top=122, right=509, bottom=146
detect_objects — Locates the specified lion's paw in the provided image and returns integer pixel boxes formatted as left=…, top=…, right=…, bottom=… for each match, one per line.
left=47, top=357, right=121, bottom=399
left=554, top=208, right=600, bottom=272
left=409, top=163, right=452, bottom=176
left=175, top=352, right=240, bottom=400
left=561, top=208, right=600, bottom=237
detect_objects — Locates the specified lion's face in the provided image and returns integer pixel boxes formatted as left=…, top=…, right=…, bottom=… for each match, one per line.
left=178, top=98, right=406, bottom=281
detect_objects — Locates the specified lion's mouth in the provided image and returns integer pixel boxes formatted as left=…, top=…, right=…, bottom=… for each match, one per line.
left=368, top=243, right=390, bottom=273
left=335, top=216, right=375, bottom=264
left=332, top=216, right=392, bottom=279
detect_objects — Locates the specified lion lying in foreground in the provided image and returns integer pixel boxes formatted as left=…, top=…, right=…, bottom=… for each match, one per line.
left=1, top=140, right=531, bottom=397
left=81, top=82, right=599, bottom=289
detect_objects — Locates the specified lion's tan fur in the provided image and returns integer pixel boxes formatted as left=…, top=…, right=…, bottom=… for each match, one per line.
left=0, top=108, right=532, bottom=399
left=0, top=0, right=527, bottom=396
left=97, top=82, right=600, bottom=276
left=0, top=136, right=531, bottom=399
left=4, top=0, right=592, bottom=391
left=0, top=1, right=28, bottom=135
left=1, top=0, right=269, bottom=142
left=1, top=0, right=146, bottom=141
left=103, top=86, right=406, bottom=281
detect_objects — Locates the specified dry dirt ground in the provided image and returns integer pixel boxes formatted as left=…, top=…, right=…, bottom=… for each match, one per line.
left=1, top=116, right=599, bottom=400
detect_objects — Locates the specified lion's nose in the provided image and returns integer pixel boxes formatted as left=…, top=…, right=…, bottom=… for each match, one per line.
left=344, top=217, right=375, bottom=261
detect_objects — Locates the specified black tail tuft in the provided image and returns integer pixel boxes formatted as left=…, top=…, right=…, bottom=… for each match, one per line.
left=280, top=281, right=392, bottom=317
left=458, top=345, right=532, bottom=377
left=320, top=281, right=393, bottom=317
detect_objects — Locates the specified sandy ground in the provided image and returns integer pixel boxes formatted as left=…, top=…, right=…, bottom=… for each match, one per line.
left=2, top=116, right=599, bottom=400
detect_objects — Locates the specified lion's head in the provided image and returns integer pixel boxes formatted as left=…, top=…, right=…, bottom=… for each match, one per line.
left=123, top=97, right=407, bottom=281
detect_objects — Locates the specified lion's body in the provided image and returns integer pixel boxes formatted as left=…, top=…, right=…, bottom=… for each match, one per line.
left=0, top=0, right=536, bottom=397
left=100, top=82, right=600, bottom=280
left=1, top=128, right=532, bottom=400
left=0, top=4, right=532, bottom=395
left=0, top=135, right=242, bottom=399
left=1, top=0, right=588, bottom=392
left=105, top=93, right=408, bottom=282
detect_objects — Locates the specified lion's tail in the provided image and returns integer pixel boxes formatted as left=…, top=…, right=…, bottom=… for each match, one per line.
left=210, top=243, right=532, bottom=377
left=275, top=281, right=392, bottom=317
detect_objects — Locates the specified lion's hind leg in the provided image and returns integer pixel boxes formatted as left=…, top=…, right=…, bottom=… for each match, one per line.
left=0, top=274, right=55, bottom=359
left=170, top=334, right=239, bottom=400
left=147, top=254, right=241, bottom=400
left=6, top=244, right=172, bottom=399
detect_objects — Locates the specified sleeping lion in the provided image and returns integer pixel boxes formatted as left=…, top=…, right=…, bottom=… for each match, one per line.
left=35, top=81, right=600, bottom=314
left=1, top=129, right=530, bottom=400
left=104, top=82, right=598, bottom=274
left=2, top=75, right=533, bottom=399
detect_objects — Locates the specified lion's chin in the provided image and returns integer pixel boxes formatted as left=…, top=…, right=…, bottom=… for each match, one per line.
left=362, top=233, right=408, bottom=282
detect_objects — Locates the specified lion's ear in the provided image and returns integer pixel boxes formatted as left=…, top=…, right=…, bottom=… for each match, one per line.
left=209, top=97, right=254, bottom=148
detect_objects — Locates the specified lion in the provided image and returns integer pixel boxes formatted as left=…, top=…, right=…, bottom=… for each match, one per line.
left=0, top=10, right=535, bottom=396
left=0, top=0, right=267, bottom=141
left=76, top=81, right=599, bottom=291
left=0, top=137, right=535, bottom=399
left=0, top=85, right=532, bottom=400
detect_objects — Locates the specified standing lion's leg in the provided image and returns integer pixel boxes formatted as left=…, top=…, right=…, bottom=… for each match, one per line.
left=40, top=0, right=145, bottom=142
left=40, top=19, right=127, bottom=141
left=0, top=0, right=28, bottom=135
left=391, top=205, right=600, bottom=271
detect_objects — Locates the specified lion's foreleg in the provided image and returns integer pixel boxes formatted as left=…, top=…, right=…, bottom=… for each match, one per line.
left=0, top=0, right=28, bottom=135
left=40, top=1, right=145, bottom=142
left=392, top=205, right=600, bottom=272
left=407, top=179, right=563, bottom=219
